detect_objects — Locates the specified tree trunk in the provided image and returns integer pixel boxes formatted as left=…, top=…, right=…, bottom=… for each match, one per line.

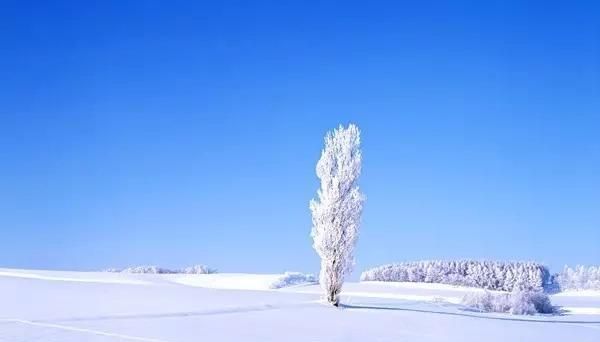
left=328, top=290, right=339, bottom=306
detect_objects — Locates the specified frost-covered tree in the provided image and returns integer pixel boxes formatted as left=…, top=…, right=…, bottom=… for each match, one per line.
left=310, top=123, right=364, bottom=306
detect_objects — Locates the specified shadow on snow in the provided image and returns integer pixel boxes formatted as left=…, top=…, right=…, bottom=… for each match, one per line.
left=340, top=304, right=600, bottom=324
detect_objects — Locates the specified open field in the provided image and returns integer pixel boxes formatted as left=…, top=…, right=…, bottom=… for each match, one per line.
left=1, top=268, right=599, bottom=341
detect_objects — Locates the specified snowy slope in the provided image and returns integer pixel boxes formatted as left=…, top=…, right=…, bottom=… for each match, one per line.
left=0, top=268, right=599, bottom=341
left=167, top=272, right=316, bottom=290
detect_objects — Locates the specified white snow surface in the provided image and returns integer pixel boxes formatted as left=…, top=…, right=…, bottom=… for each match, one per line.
left=168, top=272, right=316, bottom=290
left=1, top=268, right=599, bottom=341
left=555, top=290, right=600, bottom=297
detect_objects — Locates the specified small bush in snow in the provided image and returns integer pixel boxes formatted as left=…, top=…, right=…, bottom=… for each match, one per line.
left=361, top=260, right=550, bottom=291
left=182, top=265, right=217, bottom=274
left=461, top=291, right=511, bottom=313
left=270, top=272, right=317, bottom=289
left=554, top=265, right=600, bottom=291
left=461, top=289, right=555, bottom=315
left=509, top=289, right=554, bottom=315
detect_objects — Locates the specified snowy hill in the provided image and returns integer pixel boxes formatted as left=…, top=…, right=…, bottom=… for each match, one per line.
left=1, top=268, right=599, bottom=341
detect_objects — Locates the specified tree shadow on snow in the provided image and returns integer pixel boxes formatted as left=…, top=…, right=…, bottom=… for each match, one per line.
left=339, top=304, right=600, bottom=324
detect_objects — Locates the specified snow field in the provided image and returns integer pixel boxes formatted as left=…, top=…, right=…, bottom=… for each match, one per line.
left=0, top=269, right=599, bottom=341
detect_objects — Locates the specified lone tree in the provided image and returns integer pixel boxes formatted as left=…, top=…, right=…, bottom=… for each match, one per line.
left=310, top=123, right=364, bottom=306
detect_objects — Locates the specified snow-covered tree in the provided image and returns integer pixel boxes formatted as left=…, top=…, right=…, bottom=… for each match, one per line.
left=310, top=123, right=364, bottom=306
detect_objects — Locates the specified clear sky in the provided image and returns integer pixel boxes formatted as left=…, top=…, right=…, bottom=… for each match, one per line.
left=1, top=1, right=599, bottom=276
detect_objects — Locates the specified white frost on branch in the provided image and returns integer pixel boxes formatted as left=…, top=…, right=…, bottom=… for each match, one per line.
left=310, top=123, right=364, bottom=306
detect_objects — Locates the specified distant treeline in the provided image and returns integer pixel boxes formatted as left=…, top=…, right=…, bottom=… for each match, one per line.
left=362, top=260, right=600, bottom=292
left=104, top=265, right=216, bottom=274
left=554, top=265, right=600, bottom=291
left=361, top=260, right=550, bottom=291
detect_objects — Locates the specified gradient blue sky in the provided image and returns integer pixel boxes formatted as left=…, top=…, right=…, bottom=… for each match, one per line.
left=1, top=1, right=599, bottom=275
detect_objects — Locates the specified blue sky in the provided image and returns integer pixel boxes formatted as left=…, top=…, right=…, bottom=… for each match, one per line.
left=1, top=1, right=598, bottom=275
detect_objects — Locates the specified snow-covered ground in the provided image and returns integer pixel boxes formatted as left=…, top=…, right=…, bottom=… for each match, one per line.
left=1, top=268, right=599, bottom=341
